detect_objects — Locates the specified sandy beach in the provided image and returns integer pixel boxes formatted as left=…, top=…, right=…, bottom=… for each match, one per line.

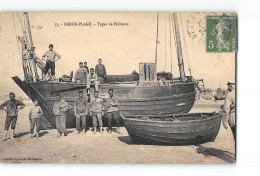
left=0, top=99, right=235, bottom=164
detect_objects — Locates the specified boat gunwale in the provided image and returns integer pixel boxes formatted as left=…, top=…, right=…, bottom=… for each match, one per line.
left=124, top=117, right=219, bottom=129
left=120, top=112, right=222, bottom=125
left=27, top=80, right=196, bottom=88
left=125, top=121, right=220, bottom=135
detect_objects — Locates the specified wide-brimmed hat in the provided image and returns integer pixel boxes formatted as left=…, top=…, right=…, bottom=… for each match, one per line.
left=227, top=80, right=235, bottom=85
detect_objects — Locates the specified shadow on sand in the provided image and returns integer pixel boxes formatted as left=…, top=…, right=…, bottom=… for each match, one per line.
left=118, top=136, right=134, bottom=145
left=196, top=144, right=235, bottom=163
left=15, top=132, right=30, bottom=138
left=39, top=131, right=49, bottom=137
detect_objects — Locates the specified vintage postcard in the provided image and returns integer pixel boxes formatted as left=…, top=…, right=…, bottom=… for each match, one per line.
left=0, top=12, right=237, bottom=164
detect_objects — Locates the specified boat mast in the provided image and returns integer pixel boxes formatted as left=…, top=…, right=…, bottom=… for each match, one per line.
left=173, top=13, right=186, bottom=81
left=155, top=12, right=159, bottom=72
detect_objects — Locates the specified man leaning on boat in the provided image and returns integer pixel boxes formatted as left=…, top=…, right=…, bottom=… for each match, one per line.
left=223, top=80, right=236, bottom=140
left=53, top=94, right=69, bottom=137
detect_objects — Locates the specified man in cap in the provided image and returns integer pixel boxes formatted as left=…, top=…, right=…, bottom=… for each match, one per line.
left=28, top=99, right=43, bottom=138
left=89, top=91, right=104, bottom=134
left=42, top=44, right=61, bottom=81
left=53, top=94, right=69, bottom=137
left=74, top=62, right=88, bottom=83
left=74, top=91, right=88, bottom=134
left=106, top=89, right=121, bottom=134
left=95, top=58, right=107, bottom=84
left=223, top=80, right=236, bottom=140
left=0, top=92, right=25, bottom=141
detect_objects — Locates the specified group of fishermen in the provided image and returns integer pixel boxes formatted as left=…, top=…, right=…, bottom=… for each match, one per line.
left=52, top=88, right=121, bottom=137
left=42, top=44, right=107, bottom=92
left=74, top=58, right=106, bottom=94
left=0, top=87, right=121, bottom=141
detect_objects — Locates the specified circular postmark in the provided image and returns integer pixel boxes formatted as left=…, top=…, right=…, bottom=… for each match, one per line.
left=186, top=12, right=211, bottom=43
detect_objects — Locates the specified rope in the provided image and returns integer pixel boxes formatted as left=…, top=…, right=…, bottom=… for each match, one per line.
left=168, top=13, right=173, bottom=75
left=12, top=13, right=22, bottom=57
left=164, top=12, right=167, bottom=71
left=12, top=12, right=24, bottom=77
left=179, top=13, right=192, bottom=76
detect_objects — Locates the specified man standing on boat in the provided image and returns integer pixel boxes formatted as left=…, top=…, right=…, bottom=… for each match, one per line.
left=223, top=80, right=236, bottom=140
left=83, top=62, right=89, bottom=74
left=106, top=89, right=121, bottom=134
left=95, top=58, right=107, bottom=84
left=86, top=68, right=99, bottom=95
left=0, top=92, right=25, bottom=141
left=74, top=62, right=88, bottom=83
left=42, top=44, right=61, bottom=81
left=74, top=91, right=88, bottom=134
left=53, top=94, right=69, bottom=137
left=89, top=91, right=104, bottom=134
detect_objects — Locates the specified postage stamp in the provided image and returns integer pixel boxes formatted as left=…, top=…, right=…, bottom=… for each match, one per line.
left=206, top=15, right=237, bottom=52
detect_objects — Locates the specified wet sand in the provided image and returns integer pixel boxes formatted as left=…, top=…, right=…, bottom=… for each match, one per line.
left=0, top=99, right=235, bottom=164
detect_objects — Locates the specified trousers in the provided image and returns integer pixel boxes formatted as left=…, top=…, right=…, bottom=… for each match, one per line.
left=55, top=115, right=66, bottom=133
left=86, top=81, right=99, bottom=91
left=30, top=118, right=41, bottom=133
left=92, top=112, right=102, bottom=127
left=98, top=76, right=105, bottom=84
left=4, top=116, right=17, bottom=131
left=108, top=111, right=120, bottom=130
left=76, top=114, right=86, bottom=131
left=228, top=112, right=236, bottom=128
left=44, top=60, right=55, bottom=76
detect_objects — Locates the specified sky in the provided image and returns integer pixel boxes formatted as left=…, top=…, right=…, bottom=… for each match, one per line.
left=0, top=12, right=235, bottom=97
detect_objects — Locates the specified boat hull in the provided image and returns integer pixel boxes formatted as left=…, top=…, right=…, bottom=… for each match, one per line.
left=12, top=76, right=196, bottom=129
left=121, top=112, right=222, bottom=146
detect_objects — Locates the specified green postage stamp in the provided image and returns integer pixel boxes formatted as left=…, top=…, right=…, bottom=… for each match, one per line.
left=206, top=15, right=237, bottom=52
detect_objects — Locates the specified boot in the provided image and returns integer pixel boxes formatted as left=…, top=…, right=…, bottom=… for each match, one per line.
left=93, top=127, right=97, bottom=134
left=87, top=89, right=90, bottom=95
left=117, top=127, right=121, bottom=134
left=231, top=126, right=236, bottom=140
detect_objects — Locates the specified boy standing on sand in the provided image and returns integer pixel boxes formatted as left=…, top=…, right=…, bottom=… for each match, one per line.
left=29, top=99, right=43, bottom=138
left=89, top=91, right=104, bottom=134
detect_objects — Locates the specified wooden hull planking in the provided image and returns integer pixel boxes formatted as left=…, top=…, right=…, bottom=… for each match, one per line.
left=121, top=113, right=222, bottom=145
left=12, top=76, right=196, bottom=129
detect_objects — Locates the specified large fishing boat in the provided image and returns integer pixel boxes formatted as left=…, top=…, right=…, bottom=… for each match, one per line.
left=12, top=12, right=196, bottom=129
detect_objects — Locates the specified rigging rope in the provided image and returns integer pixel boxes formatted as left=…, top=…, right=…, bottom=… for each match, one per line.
left=168, top=13, right=173, bottom=75
left=179, top=13, right=192, bottom=76
left=164, top=12, right=167, bottom=71
left=12, top=13, right=22, bottom=63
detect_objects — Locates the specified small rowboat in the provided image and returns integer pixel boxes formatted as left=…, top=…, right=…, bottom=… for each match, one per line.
left=120, top=112, right=222, bottom=146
